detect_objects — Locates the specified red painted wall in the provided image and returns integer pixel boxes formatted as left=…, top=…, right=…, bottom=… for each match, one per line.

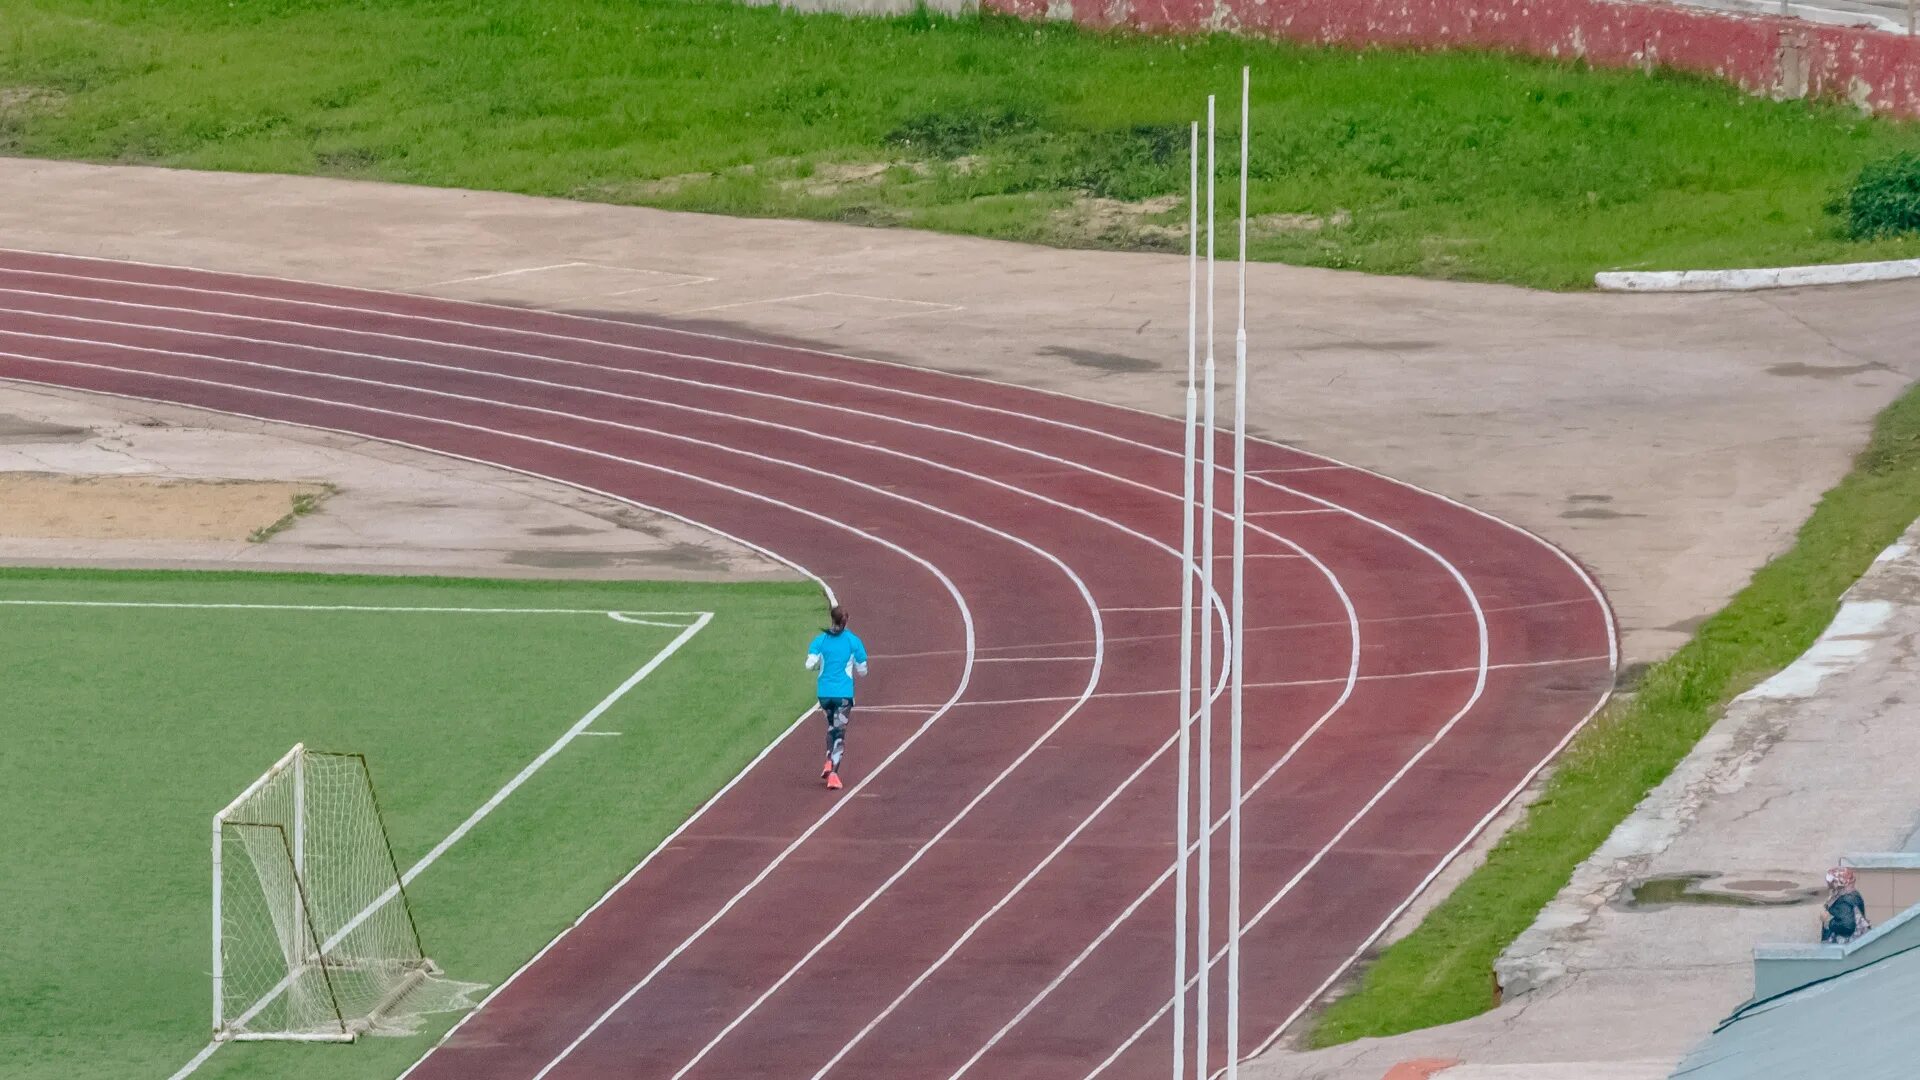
left=985, top=0, right=1920, bottom=117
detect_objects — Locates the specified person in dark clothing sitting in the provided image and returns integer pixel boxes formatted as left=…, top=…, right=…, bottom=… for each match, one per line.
left=1821, top=866, right=1871, bottom=944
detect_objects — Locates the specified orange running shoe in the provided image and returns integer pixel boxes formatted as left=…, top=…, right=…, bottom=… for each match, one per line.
left=821, top=758, right=834, bottom=779
left=825, top=771, right=843, bottom=791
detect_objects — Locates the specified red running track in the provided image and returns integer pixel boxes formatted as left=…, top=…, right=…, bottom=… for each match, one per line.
left=0, top=249, right=1615, bottom=1080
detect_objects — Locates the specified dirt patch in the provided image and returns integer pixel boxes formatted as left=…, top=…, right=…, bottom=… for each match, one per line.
left=0, top=472, right=330, bottom=542
left=1051, top=194, right=1183, bottom=248
left=0, top=86, right=66, bottom=116
left=1254, top=209, right=1351, bottom=235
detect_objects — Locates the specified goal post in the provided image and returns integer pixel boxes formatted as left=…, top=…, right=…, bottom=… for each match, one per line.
left=212, top=743, right=434, bottom=1041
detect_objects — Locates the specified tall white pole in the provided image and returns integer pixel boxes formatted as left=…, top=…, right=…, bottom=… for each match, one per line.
left=1171, top=119, right=1201, bottom=1080
left=1196, top=93, right=1218, bottom=1080
left=1226, top=65, right=1250, bottom=1080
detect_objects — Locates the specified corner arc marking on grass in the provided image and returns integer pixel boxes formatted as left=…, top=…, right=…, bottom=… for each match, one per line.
left=165, top=611, right=713, bottom=1079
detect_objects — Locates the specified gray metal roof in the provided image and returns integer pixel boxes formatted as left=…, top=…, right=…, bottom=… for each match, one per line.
left=1673, top=941, right=1920, bottom=1079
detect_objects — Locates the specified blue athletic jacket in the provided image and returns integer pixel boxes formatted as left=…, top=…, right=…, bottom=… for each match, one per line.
left=807, top=628, right=869, bottom=699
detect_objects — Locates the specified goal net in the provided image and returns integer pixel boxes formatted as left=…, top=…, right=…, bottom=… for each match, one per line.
left=213, top=744, right=433, bottom=1041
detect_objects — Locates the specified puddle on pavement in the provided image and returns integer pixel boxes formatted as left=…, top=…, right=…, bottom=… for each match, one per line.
left=1625, top=872, right=1821, bottom=909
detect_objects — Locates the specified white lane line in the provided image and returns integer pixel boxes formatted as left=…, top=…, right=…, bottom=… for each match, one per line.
left=0, top=600, right=705, bottom=616
left=1247, top=507, right=1343, bottom=516
left=860, top=655, right=1608, bottom=713
left=0, top=261, right=1610, bottom=1073
left=170, top=612, right=711, bottom=1078
left=973, top=655, right=1098, bottom=663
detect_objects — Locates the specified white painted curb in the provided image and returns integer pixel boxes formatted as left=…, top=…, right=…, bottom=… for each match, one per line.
left=1596, top=257, right=1920, bottom=292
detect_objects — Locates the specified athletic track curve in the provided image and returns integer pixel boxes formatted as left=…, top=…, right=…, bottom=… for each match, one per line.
left=0, top=249, right=1615, bottom=1080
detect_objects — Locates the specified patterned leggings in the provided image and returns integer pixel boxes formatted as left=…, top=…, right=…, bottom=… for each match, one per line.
left=820, top=697, right=854, bottom=768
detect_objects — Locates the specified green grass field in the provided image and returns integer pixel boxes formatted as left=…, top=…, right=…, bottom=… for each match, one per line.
left=0, top=567, right=818, bottom=1080
left=4, top=0, right=1920, bottom=288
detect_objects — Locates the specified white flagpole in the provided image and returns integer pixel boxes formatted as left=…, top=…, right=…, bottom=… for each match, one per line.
left=1227, top=65, right=1250, bottom=1080
left=1171, top=118, right=1200, bottom=1080
left=1196, top=92, right=1218, bottom=1080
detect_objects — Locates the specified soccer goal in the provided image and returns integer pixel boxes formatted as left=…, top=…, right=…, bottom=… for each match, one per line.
left=212, top=744, right=434, bottom=1041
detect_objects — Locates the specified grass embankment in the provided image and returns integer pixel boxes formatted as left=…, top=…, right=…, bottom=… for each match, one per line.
left=1309, top=382, right=1920, bottom=1044
left=0, top=567, right=817, bottom=1080
left=4, top=0, right=1920, bottom=287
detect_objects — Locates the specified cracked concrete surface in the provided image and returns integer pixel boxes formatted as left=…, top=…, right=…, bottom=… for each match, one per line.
left=0, top=382, right=799, bottom=581
left=1250, top=519, right=1920, bottom=1079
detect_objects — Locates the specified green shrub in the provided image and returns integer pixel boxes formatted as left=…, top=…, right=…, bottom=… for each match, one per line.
left=1837, top=152, right=1920, bottom=239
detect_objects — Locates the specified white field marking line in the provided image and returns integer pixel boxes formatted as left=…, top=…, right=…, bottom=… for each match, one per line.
left=0, top=259, right=1605, bottom=1055
left=1247, top=508, right=1343, bottom=516
left=973, top=655, right=1098, bottom=663
left=1248, top=466, right=1348, bottom=475
left=1103, top=605, right=1181, bottom=611
left=0, top=600, right=707, bottom=617
left=0, top=245, right=1618, bottom=672
left=170, top=612, right=710, bottom=1078
left=813, top=607, right=1357, bottom=1080
left=2, top=374, right=975, bottom=1080
left=0, top=354, right=1114, bottom=1078
left=967, top=509, right=1494, bottom=1080
left=606, top=613, right=696, bottom=628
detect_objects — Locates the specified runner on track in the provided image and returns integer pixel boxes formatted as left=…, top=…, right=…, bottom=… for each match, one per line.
left=806, top=604, right=869, bottom=791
